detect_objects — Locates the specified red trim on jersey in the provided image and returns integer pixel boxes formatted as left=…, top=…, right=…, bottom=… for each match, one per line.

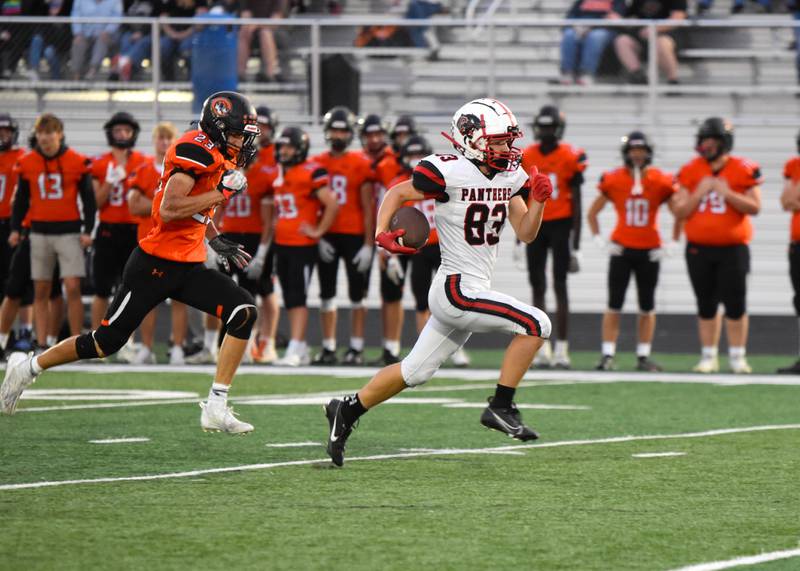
left=416, top=165, right=445, bottom=187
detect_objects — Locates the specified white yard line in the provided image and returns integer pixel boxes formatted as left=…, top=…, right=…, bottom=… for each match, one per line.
left=1, top=423, right=797, bottom=492
left=667, top=547, right=800, bottom=571
left=88, top=438, right=150, bottom=444
left=265, top=442, right=321, bottom=448
left=632, top=452, right=686, bottom=458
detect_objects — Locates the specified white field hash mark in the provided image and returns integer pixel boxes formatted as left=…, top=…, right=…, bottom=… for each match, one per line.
left=632, top=452, right=686, bottom=459
left=667, top=546, right=800, bottom=571
left=1, top=423, right=798, bottom=491
left=265, top=442, right=321, bottom=448
left=88, top=438, right=150, bottom=444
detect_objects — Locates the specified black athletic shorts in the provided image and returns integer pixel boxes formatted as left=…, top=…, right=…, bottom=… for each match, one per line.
left=685, top=242, right=750, bottom=320
left=5, top=232, right=60, bottom=304
left=93, top=247, right=256, bottom=352
left=317, top=233, right=371, bottom=303
left=221, top=231, right=266, bottom=297
left=380, top=254, right=410, bottom=303
left=607, top=247, right=659, bottom=312
left=274, top=244, right=317, bottom=309
left=92, top=222, right=139, bottom=297
left=790, top=241, right=800, bottom=316
left=526, top=217, right=572, bottom=289
left=0, top=218, right=12, bottom=302
left=410, top=243, right=441, bottom=311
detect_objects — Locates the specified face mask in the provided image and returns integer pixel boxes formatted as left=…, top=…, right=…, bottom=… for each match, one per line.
left=330, top=138, right=348, bottom=152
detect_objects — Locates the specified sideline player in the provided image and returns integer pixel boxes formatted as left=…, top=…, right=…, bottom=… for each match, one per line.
left=323, top=98, right=553, bottom=467
left=2, top=91, right=261, bottom=434
left=521, top=105, right=586, bottom=369
left=311, top=106, right=374, bottom=365
left=778, top=130, right=800, bottom=374
left=587, top=131, right=680, bottom=372
left=674, top=117, right=761, bottom=374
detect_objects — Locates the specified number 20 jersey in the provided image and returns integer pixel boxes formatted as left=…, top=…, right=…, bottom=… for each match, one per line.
left=413, top=153, right=529, bottom=284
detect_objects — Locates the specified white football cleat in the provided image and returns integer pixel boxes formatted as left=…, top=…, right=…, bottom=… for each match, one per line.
left=692, top=357, right=719, bottom=374
left=274, top=352, right=303, bottom=367
left=449, top=347, right=471, bottom=368
left=116, top=339, right=140, bottom=364
left=200, top=401, right=253, bottom=434
left=729, top=358, right=752, bottom=374
left=553, top=353, right=571, bottom=370
left=185, top=347, right=216, bottom=364
left=169, top=345, right=185, bottom=366
left=1, top=352, right=38, bottom=415
left=531, top=340, right=553, bottom=369
left=131, top=346, right=156, bottom=365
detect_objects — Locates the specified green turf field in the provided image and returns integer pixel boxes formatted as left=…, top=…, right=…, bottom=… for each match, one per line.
left=1, top=353, right=799, bottom=570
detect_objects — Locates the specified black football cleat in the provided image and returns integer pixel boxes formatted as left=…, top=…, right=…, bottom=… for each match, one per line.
left=595, top=354, right=616, bottom=371
left=311, top=348, right=338, bottom=366
left=636, top=356, right=663, bottom=372
left=777, top=359, right=800, bottom=374
left=323, top=399, right=356, bottom=467
left=368, top=348, right=399, bottom=366
left=480, top=398, right=539, bottom=441
left=341, top=348, right=364, bottom=366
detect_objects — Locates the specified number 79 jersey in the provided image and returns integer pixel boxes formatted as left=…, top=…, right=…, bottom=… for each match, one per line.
left=413, top=153, right=529, bottom=283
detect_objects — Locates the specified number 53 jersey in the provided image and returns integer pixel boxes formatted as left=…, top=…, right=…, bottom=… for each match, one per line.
left=413, top=153, right=529, bottom=284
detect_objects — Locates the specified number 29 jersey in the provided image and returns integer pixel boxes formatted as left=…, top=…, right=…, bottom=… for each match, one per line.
left=413, top=153, right=529, bottom=284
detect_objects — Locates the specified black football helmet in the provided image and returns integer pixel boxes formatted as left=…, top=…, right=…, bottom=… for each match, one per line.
left=399, top=134, right=432, bottom=171
left=696, top=117, right=733, bottom=161
left=199, top=91, right=260, bottom=168
left=275, top=126, right=310, bottom=167
left=0, top=113, right=19, bottom=152
left=621, top=131, right=653, bottom=168
left=255, top=105, right=278, bottom=146
left=533, top=105, right=566, bottom=143
left=323, top=106, right=356, bottom=152
left=390, top=114, right=418, bottom=152
left=103, top=111, right=140, bottom=149
left=358, top=113, right=388, bottom=153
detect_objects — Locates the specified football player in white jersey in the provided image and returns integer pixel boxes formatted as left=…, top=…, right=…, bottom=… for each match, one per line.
left=323, top=98, right=555, bottom=467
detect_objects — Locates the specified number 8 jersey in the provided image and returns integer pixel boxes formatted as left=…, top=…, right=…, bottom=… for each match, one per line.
left=413, top=153, right=529, bottom=284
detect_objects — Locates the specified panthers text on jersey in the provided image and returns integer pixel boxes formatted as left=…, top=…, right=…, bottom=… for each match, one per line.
left=412, top=152, right=530, bottom=284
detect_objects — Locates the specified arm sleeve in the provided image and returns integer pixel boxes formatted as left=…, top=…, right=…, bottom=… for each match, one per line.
left=172, top=142, right=217, bottom=178
left=78, top=173, right=97, bottom=234
left=512, top=177, right=530, bottom=202
left=412, top=159, right=448, bottom=202
left=10, top=177, right=30, bottom=232
left=310, top=167, right=328, bottom=193
left=569, top=172, right=584, bottom=251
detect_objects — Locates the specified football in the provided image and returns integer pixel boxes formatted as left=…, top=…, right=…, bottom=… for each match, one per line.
left=389, top=206, right=430, bottom=250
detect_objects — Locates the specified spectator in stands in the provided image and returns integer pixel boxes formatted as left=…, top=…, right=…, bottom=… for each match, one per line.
left=115, top=0, right=160, bottom=81
left=673, top=117, right=761, bottom=374
left=778, top=129, right=800, bottom=374
left=27, top=0, right=69, bottom=79
left=237, top=0, right=287, bottom=82
left=559, top=0, right=625, bottom=85
left=614, top=0, right=686, bottom=85
left=160, top=0, right=208, bottom=81
left=405, top=0, right=446, bottom=54
left=70, top=0, right=123, bottom=80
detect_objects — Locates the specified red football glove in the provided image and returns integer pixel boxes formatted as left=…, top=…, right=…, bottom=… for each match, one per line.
left=375, top=229, right=417, bottom=255
left=529, top=166, right=553, bottom=203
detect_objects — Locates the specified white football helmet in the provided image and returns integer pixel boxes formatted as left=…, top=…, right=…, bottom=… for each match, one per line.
left=444, top=98, right=523, bottom=171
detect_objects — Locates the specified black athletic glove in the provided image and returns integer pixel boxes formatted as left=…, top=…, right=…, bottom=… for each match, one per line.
left=208, top=235, right=252, bottom=272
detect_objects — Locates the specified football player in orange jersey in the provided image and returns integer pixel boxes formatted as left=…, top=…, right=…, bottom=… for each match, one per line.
left=272, top=126, right=339, bottom=366
left=778, top=130, right=800, bottom=374
left=358, top=113, right=392, bottom=168
left=2, top=92, right=262, bottom=434
left=89, top=112, right=148, bottom=331
left=0, top=114, right=24, bottom=308
left=10, top=113, right=96, bottom=350
left=389, top=114, right=417, bottom=155
left=673, top=118, right=761, bottom=374
left=587, top=131, right=681, bottom=372
left=126, top=121, right=189, bottom=366
left=310, top=106, right=375, bottom=366
left=521, top=105, right=586, bottom=369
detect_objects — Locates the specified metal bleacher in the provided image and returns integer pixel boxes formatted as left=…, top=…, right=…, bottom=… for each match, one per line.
left=0, top=1, right=797, bottom=317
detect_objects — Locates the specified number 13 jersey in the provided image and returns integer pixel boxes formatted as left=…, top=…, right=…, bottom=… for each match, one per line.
left=413, top=153, right=529, bottom=284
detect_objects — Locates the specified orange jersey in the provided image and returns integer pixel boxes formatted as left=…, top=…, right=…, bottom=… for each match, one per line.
left=90, top=150, right=149, bottom=224
left=128, top=158, right=163, bottom=242
left=784, top=156, right=800, bottom=241
left=273, top=161, right=328, bottom=247
left=390, top=172, right=439, bottom=245
left=311, top=151, right=372, bottom=235
left=220, top=162, right=277, bottom=234
left=0, top=148, right=24, bottom=218
left=256, top=144, right=277, bottom=168
left=677, top=155, right=761, bottom=246
left=139, top=130, right=232, bottom=263
left=521, top=142, right=586, bottom=221
left=15, top=146, right=90, bottom=222
left=375, top=154, right=404, bottom=206
left=598, top=166, right=675, bottom=249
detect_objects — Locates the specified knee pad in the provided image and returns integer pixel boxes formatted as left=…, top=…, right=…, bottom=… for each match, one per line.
left=320, top=298, right=337, bottom=313
left=226, top=303, right=258, bottom=340
left=400, top=355, right=438, bottom=387
left=91, top=327, right=128, bottom=357
left=75, top=332, right=100, bottom=359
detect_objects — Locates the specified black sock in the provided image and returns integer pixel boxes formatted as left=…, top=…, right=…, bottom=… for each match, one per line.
left=490, top=384, right=515, bottom=409
left=341, top=393, right=367, bottom=425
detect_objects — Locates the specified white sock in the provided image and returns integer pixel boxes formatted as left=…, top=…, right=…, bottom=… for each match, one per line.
left=208, top=382, right=228, bottom=404
left=729, top=346, right=746, bottom=360
left=384, top=339, right=400, bottom=357
left=30, top=356, right=43, bottom=375
left=170, top=345, right=184, bottom=356
left=555, top=340, right=569, bottom=357
left=265, top=337, right=275, bottom=351
left=601, top=341, right=616, bottom=357
left=636, top=343, right=652, bottom=358
left=702, top=346, right=718, bottom=360
left=322, top=338, right=336, bottom=352
left=350, top=337, right=364, bottom=351
left=298, top=340, right=307, bottom=355
left=286, top=339, right=302, bottom=355
left=0, top=333, right=9, bottom=350
left=46, top=335, right=57, bottom=347
left=204, top=329, right=217, bottom=351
